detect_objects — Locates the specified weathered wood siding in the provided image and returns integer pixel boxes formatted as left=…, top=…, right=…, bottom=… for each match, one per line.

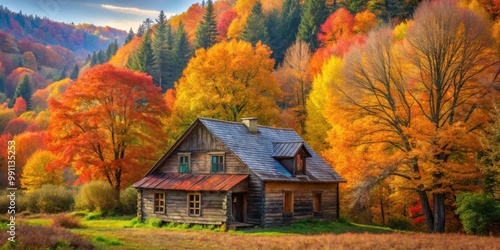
left=157, top=124, right=249, bottom=175
left=263, top=182, right=339, bottom=227
left=141, top=189, right=230, bottom=225
left=246, top=172, right=264, bottom=225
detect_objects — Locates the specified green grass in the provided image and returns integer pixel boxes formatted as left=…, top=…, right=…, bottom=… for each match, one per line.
left=230, top=219, right=396, bottom=236
left=21, top=218, right=52, bottom=226
left=93, top=235, right=124, bottom=246
left=80, top=215, right=134, bottom=228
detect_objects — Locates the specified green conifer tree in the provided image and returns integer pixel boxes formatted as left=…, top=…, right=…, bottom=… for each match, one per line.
left=297, top=0, right=329, bottom=51
left=124, top=28, right=135, bottom=45
left=14, top=75, right=32, bottom=110
left=70, top=64, right=79, bottom=80
left=195, top=0, right=217, bottom=50
left=127, top=29, right=155, bottom=76
left=173, top=21, right=192, bottom=85
left=242, top=1, right=268, bottom=45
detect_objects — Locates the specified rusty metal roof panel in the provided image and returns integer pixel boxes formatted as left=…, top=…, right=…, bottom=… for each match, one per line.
left=133, top=174, right=248, bottom=191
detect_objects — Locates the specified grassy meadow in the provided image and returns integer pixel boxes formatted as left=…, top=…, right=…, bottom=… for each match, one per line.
left=1, top=213, right=499, bottom=249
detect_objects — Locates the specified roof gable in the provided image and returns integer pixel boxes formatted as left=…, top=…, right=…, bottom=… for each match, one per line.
left=198, top=118, right=345, bottom=182
left=145, top=118, right=345, bottom=183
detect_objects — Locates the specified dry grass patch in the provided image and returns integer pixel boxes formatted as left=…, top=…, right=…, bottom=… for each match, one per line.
left=72, top=228, right=500, bottom=250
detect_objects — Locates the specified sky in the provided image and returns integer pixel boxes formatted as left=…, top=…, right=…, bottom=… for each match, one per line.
left=1, top=0, right=201, bottom=31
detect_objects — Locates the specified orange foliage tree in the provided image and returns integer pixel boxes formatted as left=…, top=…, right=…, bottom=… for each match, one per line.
left=48, top=64, right=167, bottom=200
left=323, top=0, right=498, bottom=233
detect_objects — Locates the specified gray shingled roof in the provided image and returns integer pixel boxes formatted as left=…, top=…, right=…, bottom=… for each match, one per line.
left=198, top=118, right=345, bottom=182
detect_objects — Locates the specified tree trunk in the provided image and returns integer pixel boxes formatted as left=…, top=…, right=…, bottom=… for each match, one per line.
left=417, top=190, right=434, bottom=232
left=433, top=193, right=446, bottom=233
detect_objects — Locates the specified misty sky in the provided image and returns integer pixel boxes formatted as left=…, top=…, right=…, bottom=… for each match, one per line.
left=1, top=0, right=201, bottom=31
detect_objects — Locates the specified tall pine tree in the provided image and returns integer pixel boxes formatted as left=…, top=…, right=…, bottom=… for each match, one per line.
left=242, top=1, right=268, bottom=45
left=195, top=0, right=217, bottom=50
left=275, top=0, right=301, bottom=65
left=14, top=75, right=32, bottom=110
left=173, top=21, right=192, bottom=85
left=125, top=28, right=134, bottom=45
left=153, top=10, right=169, bottom=89
left=127, top=29, right=155, bottom=77
left=70, top=64, right=79, bottom=80
left=297, top=0, right=329, bottom=51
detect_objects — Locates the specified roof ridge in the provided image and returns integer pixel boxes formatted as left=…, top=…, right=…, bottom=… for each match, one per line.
left=198, top=117, right=296, bottom=131
left=272, top=141, right=304, bottom=144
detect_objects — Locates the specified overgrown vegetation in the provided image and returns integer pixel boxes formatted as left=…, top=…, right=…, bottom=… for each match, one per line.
left=25, top=185, right=74, bottom=213
left=75, top=181, right=117, bottom=214
left=0, top=225, right=93, bottom=249
left=455, top=192, right=500, bottom=235
left=52, top=213, right=83, bottom=229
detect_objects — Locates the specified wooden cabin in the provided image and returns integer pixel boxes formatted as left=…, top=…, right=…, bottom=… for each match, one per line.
left=133, top=117, right=345, bottom=228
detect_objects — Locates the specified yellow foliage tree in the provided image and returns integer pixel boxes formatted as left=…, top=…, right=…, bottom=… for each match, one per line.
left=174, top=39, right=281, bottom=129
left=21, top=150, right=64, bottom=192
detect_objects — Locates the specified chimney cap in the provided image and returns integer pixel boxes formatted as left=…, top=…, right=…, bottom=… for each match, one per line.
left=242, top=117, right=258, bottom=133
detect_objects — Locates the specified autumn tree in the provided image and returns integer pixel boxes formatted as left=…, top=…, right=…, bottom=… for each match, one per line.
left=21, top=150, right=64, bottom=192
left=21, top=51, right=37, bottom=71
left=325, top=0, right=498, bottom=233
left=479, top=113, right=500, bottom=199
left=275, top=40, right=312, bottom=134
left=174, top=39, right=281, bottom=129
left=13, top=97, right=26, bottom=116
left=195, top=0, right=218, bottom=49
left=48, top=64, right=167, bottom=201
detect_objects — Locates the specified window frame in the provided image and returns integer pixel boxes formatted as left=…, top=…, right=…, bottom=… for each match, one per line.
left=154, top=192, right=165, bottom=214
left=210, top=153, right=225, bottom=173
left=283, top=190, right=294, bottom=215
left=295, top=152, right=306, bottom=175
left=178, top=153, right=191, bottom=173
left=187, top=192, right=201, bottom=216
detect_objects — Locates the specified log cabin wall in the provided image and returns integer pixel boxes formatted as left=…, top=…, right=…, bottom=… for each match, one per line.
left=262, top=182, right=339, bottom=227
left=157, top=124, right=249, bottom=175
left=141, top=189, right=228, bottom=225
left=246, top=172, right=264, bottom=225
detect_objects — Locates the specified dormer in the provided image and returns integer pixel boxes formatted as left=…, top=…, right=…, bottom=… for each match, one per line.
left=272, top=142, right=311, bottom=176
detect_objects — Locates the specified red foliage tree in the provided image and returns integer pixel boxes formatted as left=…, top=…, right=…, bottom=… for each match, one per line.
left=217, top=10, right=238, bottom=39
left=3, top=117, right=28, bottom=135
left=48, top=64, right=167, bottom=200
left=13, top=97, right=27, bottom=116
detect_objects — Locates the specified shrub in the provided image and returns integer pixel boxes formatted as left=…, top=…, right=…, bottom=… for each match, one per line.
left=0, top=225, right=93, bottom=249
left=0, top=191, right=28, bottom=214
left=52, top=214, right=82, bottom=228
left=25, top=185, right=74, bottom=213
left=75, top=181, right=117, bottom=214
left=455, top=191, right=500, bottom=235
left=117, top=186, right=137, bottom=215
left=84, top=211, right=103, bottom=220
left=387, top=217, right=413, bottom=231
left=146, top=218, right=163, bottom=228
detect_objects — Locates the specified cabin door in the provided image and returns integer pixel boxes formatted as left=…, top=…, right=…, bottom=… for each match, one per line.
left=232, top=193, right=247, bottom=222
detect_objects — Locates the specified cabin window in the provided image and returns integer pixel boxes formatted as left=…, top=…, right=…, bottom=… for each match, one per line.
left=283, top=191, right=294, bottom=214
left=178, top=153, right=191, bottom=173
left=188, top=193, right=201, bottom=216
left=154, top=192, right=165, bottom=214
left=211, top=155, right=224, bottom=173
left=313, top=192, right=322, bottom=214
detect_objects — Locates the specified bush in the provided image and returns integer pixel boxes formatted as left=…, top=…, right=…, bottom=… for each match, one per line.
left=52, top=214, right=82, bottom=228
left=455, top=191, right=500, bottom=235
left=25, top=185, right=74, bottom=213
left=117, top=186, right=137, bottom=215
left=84, top=211, right=103, bottom=220
left=0, top=191, right=28, bottom=214
left=75, top=181, right=117, bottom=214
left=388, top=217, right=413, bottom=231
left=146, top=218, right=164, bottom=228
left=0, top=225, right=93, bottom=249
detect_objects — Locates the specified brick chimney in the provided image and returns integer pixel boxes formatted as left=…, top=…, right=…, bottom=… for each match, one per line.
left=242, top=117, right=258, bottom=133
